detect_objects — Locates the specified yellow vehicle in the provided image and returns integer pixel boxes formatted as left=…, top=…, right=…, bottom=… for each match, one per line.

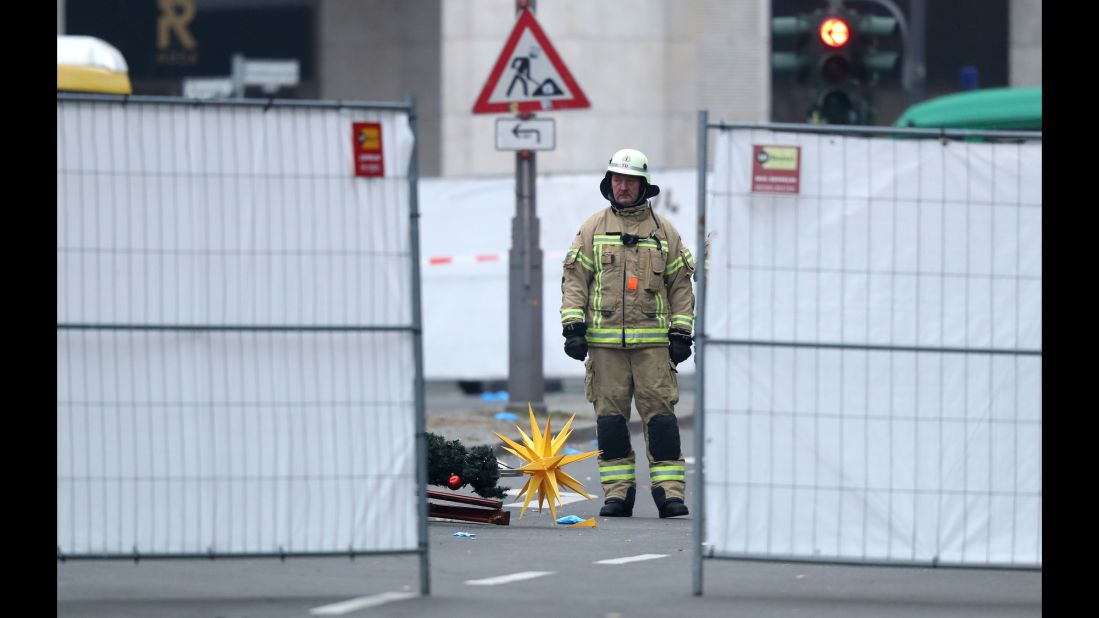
left=57, top=35, right=132, bottom=95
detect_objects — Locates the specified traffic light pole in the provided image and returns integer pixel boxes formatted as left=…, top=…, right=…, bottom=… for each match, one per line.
left=907, top=0, right=926, bottom=104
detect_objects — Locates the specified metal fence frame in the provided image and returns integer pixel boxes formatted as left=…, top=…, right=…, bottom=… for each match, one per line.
left=55, top=93, right=431, bottom=594
left=690, top=115, right=1043, bottom=595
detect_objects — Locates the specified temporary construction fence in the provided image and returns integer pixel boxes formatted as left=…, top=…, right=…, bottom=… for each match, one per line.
left=691, top=118, right=1042, bottom=594
left=56, top=94, right=429, bottom=592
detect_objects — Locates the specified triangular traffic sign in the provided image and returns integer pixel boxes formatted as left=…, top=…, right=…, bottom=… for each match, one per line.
left=472, top=9, right=590, bottom=114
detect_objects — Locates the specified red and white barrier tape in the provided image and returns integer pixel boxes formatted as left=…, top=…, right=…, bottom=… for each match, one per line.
left=424, top=251, right=567, bottom=266
left=427, top=254, right=501, bottom=265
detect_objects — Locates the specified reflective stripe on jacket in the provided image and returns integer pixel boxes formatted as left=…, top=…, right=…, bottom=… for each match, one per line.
left=560, top=202, right=695, bottom=348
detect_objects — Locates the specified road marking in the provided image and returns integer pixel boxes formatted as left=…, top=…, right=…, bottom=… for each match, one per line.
left=502, top=488, right=590, bottom=507
left=309, top=591, right=417, bottom=615
left=594, top=553, right=669, bottom=565
left=465, top=571, right=555, bottom=586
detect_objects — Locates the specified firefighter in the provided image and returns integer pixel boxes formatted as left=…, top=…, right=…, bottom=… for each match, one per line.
left=560, top=148, right=694, bottom=518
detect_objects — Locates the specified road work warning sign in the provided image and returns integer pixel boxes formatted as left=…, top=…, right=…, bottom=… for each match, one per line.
left=472, top=9, right=589, bottom=114
left=751, top=145, right=801, bottom=194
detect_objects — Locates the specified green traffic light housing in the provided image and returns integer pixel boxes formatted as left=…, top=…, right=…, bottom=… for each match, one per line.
left=771, top=15, right=812, bottom=73
left=772, top=15, right=812, bottom=37
left=817, top=89, right=855, bottom=124
left=857, top=14, right=898, bottom=36
left=855, top=14, right=900, bottom=76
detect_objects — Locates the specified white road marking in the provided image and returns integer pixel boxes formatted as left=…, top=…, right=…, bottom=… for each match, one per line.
left=502, top=488, right=590, bottom=508
left=594, top=553, right=669, bottom=565
left=465, top=571, right=555, bottom=586
left=310, top=591, right=417, bottom=615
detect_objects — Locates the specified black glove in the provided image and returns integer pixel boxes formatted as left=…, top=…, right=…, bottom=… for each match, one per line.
left=562, top=322, right=588, bottom=361
left=668, top=331, right=693, bottom=365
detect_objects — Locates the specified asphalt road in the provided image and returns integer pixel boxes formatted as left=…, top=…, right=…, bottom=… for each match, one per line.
left=57, top=380, right=1042, bottom=617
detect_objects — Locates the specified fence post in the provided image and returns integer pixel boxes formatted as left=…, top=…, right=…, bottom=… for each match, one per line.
left=692, top=109, right=709, bottom=597
left=405, top=95, right=430, bottom=597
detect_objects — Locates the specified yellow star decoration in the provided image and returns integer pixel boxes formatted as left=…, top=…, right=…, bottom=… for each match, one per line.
left=494, top=404, right=601, bottom=523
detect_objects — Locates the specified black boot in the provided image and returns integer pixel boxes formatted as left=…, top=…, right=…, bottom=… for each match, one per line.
left=652, top=487, right=689, bottom=518
left=599, top=487, right=635, bottom=517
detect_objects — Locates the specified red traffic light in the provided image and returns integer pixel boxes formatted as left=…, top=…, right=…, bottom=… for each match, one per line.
left=819, top=17, right=850, bottom=47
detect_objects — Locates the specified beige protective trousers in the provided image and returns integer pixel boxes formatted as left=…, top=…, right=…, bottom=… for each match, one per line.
left=584, top=346, right=686, bottom=502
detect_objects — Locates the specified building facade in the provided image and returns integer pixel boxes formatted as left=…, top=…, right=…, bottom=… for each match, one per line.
left=60, top=0, right=1041, bottom=177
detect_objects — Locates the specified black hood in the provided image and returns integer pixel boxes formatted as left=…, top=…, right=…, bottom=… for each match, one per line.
left=600, top=172, right=660, bottom=210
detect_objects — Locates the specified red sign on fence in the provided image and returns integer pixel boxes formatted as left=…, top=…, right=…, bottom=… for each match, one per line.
left=751, top=145, right=800, bottom=194
left=353, top=122, right=384, bottom=177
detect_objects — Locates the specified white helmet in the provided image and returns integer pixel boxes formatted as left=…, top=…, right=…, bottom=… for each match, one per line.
left=600, top=148, right=660, bottom=208
left=606, top=148, right=651, bottom=182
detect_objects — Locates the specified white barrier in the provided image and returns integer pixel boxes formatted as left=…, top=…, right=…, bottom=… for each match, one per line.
left=698, top=125, right=1042, bottom=571
left=56, top=96, right=423, bottom=560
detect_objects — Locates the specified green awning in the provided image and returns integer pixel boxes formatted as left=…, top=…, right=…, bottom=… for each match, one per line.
left=894, top=87, right=1041, bottom=131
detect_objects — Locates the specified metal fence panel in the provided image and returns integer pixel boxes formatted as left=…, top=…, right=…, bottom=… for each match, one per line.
left=696, top=124, right=1041, bottom=574
left=56, top=96, right=424, bottom=561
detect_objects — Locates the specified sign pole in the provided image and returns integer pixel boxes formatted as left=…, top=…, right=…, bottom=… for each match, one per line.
left=507, top=0, right=544, bottom=413
left=474, top=0, right=584, bottom=413
left=508, top=134, right=544, bottom=414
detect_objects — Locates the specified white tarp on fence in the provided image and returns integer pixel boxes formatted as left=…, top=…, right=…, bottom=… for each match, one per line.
left=57, top=99, right=419, bottom=556
left=702, top=128, right=1041, bottom=567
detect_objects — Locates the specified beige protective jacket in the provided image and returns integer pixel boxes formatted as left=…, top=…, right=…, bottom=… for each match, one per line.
left=560, top=202, right=695, bottom=347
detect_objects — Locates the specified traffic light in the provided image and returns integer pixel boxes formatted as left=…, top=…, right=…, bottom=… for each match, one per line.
left=772, top=4, right=901, bottom=125
left=772, top=8, right=857, bottom=123
left=813, top=12, right=858, bottom=124
left=772, top=10, right=854, bottom=89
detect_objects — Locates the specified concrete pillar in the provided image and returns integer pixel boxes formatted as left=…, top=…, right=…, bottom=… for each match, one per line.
left=1009, top=0, right=1042, bottom=87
